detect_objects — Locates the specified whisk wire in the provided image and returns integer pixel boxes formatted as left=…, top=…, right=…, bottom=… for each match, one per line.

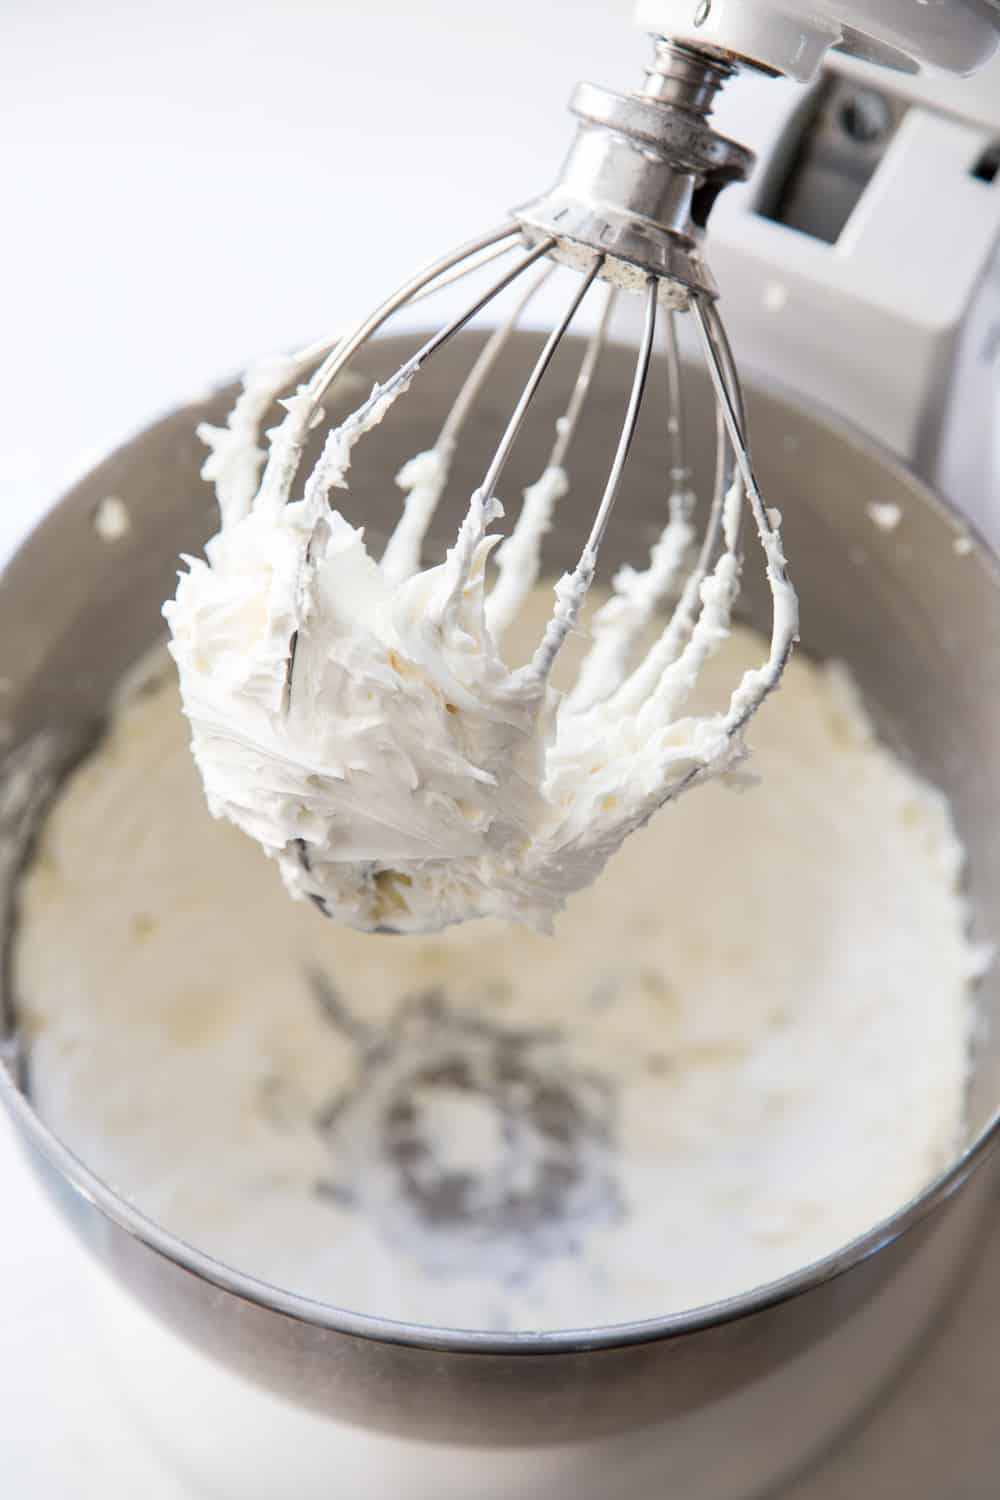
left=407, top=235, right=527, bottom=310
left=548, top=282, right=617, bottom=472
left=381, top=262, right=556, bottom=587
left=479, top=256, right=603, bottom=506
left=662, top=309, right=691, bottom=500
left=692, top=296, right=773, bottom=547
left=292, top=239, right=558, bottom=525
left=309, top=224, right=523, bottom=413
left=526, top=275, right=659, bottom=685
left=485, top=278, right=617, bottom=643
left=436, top=264, right=556, bottom=458
left=567, top=293, right=710, bottom=716
left=691, top=294, right=798, bottom=735
left=583, top=276, right=659, bottom=565
left=255, top=225, right=531, bottom=517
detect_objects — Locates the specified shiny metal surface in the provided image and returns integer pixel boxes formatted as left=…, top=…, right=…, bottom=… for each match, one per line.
left=1, top=331, right=999, bottom=1493
left=515, top=42, right=752, bottom=294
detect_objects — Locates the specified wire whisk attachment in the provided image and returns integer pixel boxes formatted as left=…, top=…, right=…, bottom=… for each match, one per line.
left=165, top=37, right=798, bottom=935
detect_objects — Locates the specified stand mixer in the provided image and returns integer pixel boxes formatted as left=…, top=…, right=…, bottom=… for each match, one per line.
left=2, top=3, right=1000, bottom=1499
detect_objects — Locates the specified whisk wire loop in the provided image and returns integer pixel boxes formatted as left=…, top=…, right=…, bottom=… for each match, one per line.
left=480, top=256, right=604, bottom=507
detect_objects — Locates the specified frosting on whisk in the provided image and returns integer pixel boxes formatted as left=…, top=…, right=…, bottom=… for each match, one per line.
left=164, top=315, right=797, bottom=936
left=162, top=24, right=811, bottom=935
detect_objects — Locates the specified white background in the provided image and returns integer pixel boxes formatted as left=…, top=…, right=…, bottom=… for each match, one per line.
left=1, top=0, right=668, bottom=559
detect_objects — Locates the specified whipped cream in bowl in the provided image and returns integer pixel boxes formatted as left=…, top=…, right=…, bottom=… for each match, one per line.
left=15, top=595, right=988, bottom=1328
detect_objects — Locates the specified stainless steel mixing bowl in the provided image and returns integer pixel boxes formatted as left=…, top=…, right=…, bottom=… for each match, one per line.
left=1, top=331, right=999, bottom=1497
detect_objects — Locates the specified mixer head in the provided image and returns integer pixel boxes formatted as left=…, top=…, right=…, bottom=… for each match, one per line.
left=634, top=0, right=1000, bottom=83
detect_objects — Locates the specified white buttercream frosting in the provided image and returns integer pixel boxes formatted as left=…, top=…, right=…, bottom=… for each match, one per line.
left=164, top=336, right=797, bottom=935
left=16, top=610, right=987, bottom=1329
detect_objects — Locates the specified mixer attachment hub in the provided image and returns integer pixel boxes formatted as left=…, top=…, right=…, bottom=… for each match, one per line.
left=514, top=41, right=753, bottom=296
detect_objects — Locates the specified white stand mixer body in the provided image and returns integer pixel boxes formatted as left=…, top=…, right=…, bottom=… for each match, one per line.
left=704, top=58, right=1000, bottom=541
left=631, top=2, right=1000, bottom=540
left=634, top=0, right=1000, bottom=81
